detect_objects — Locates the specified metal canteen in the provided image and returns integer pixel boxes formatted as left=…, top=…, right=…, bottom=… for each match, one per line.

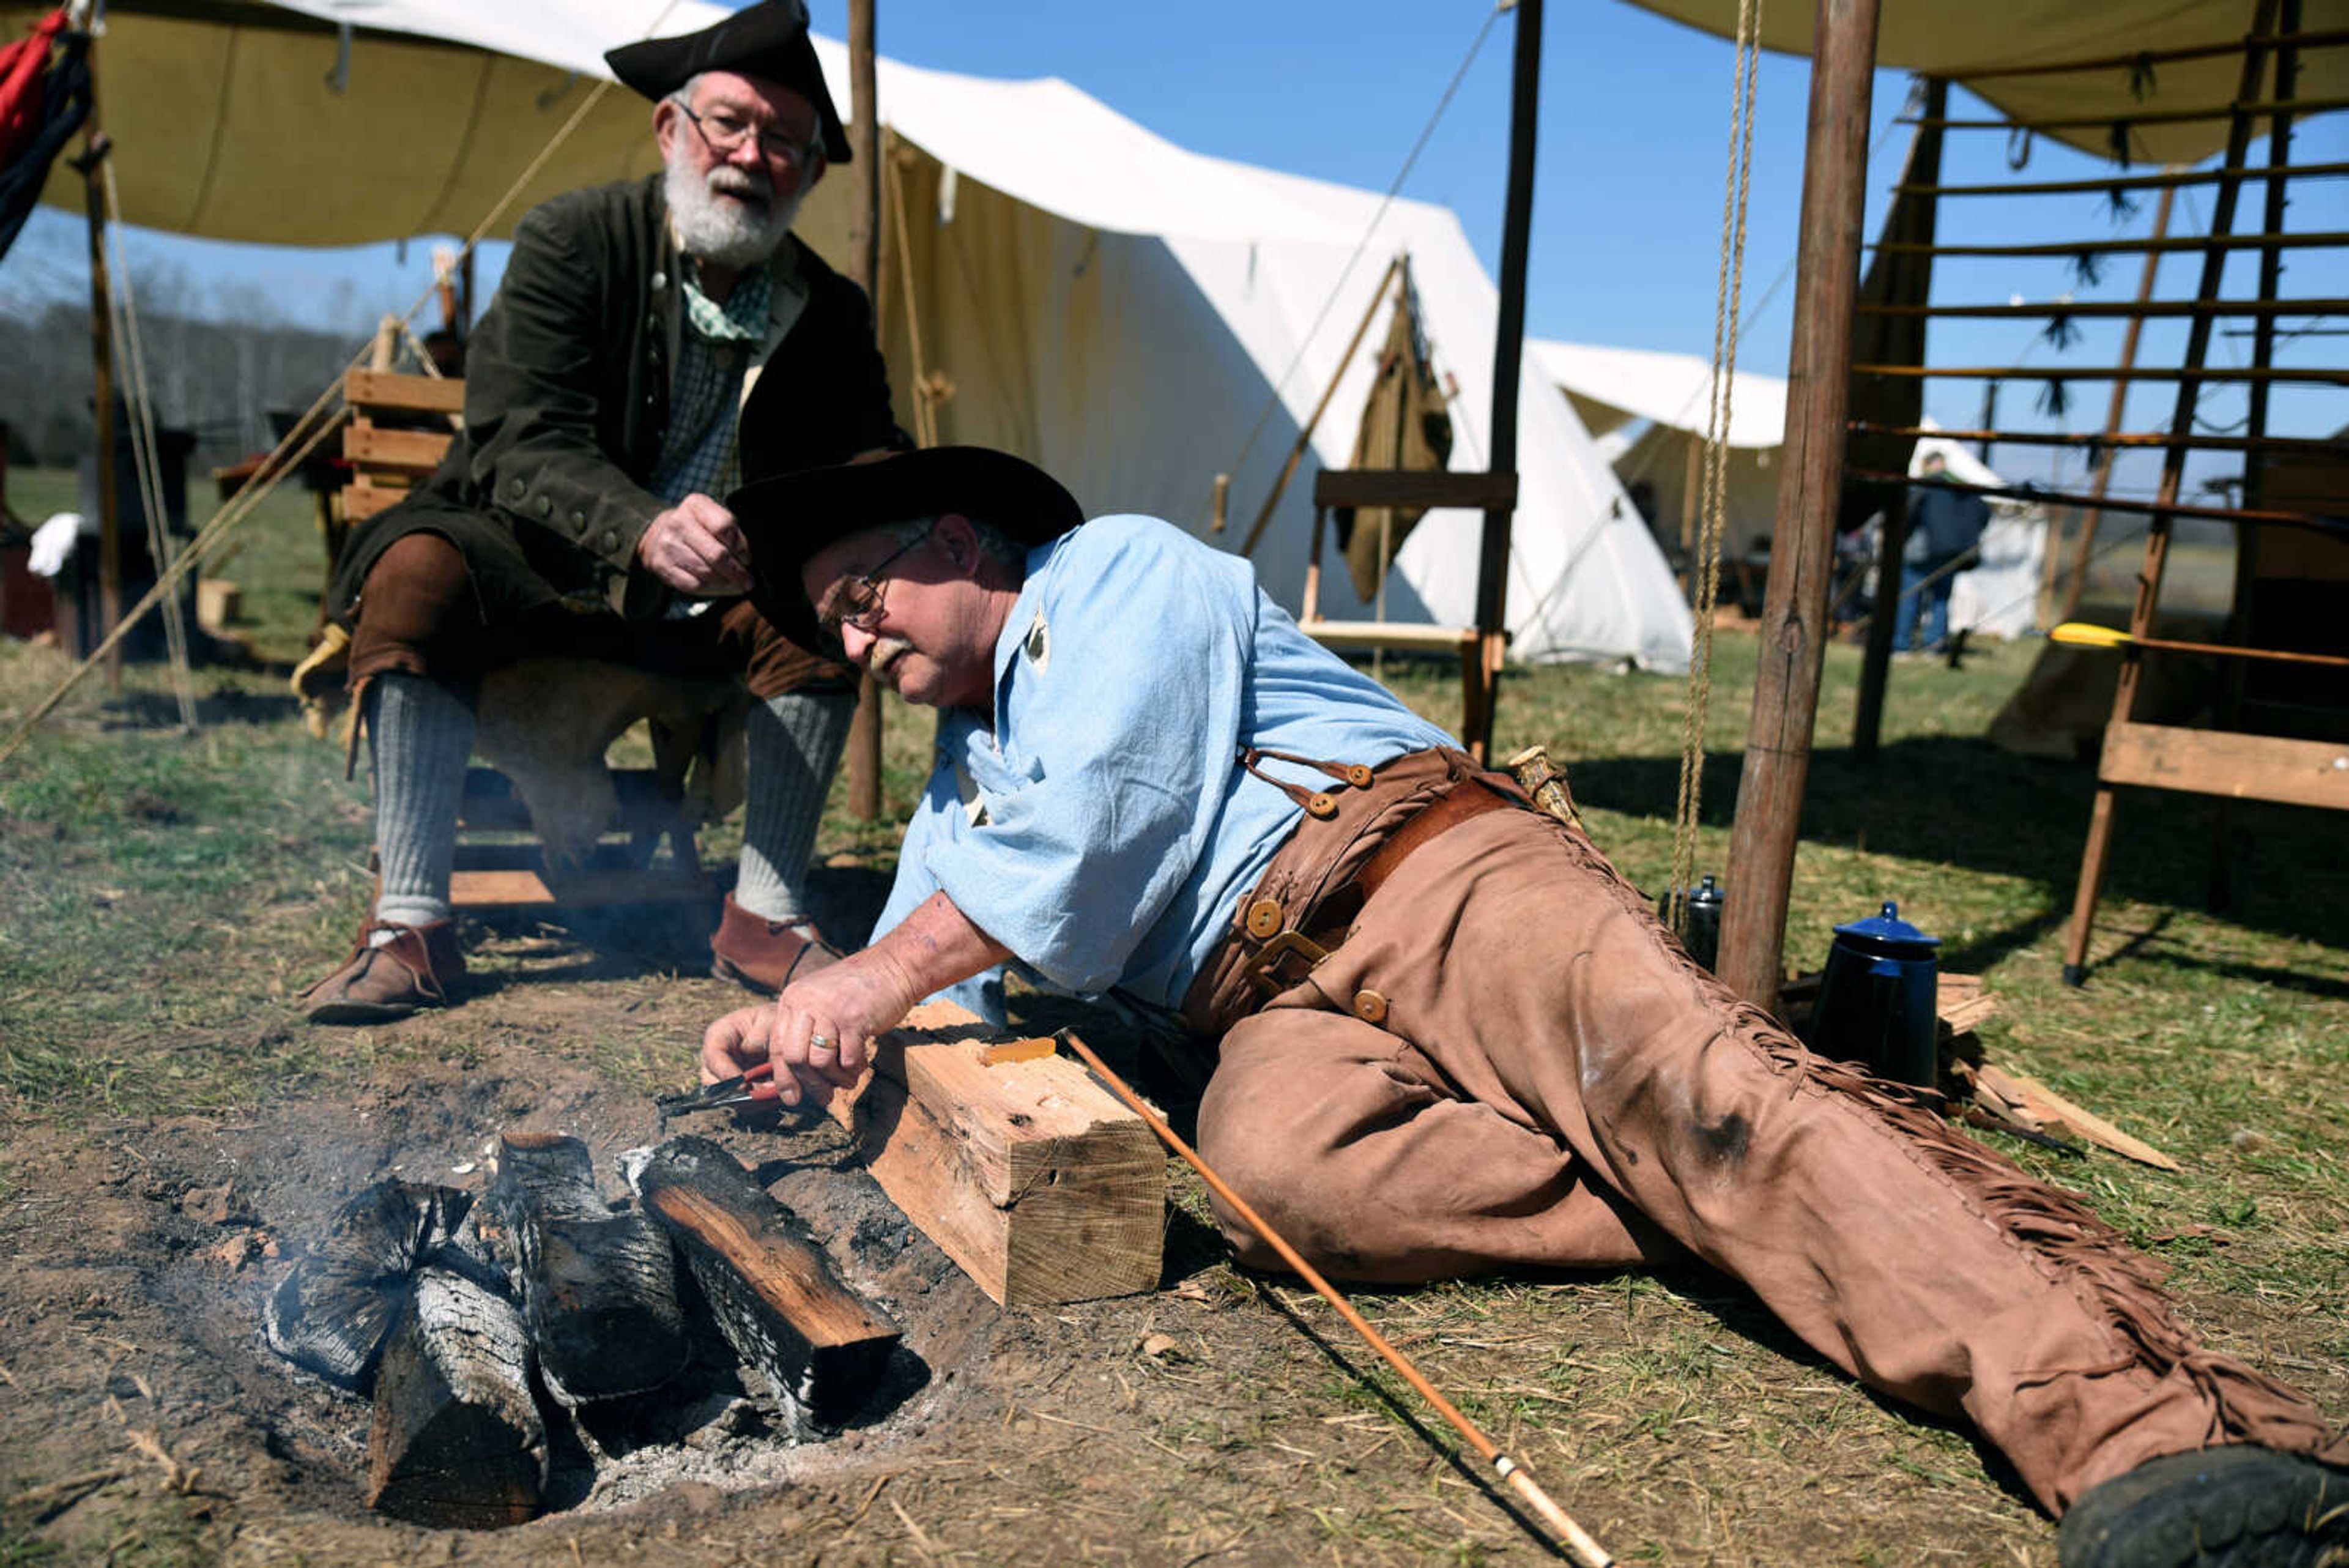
left=1809, top=899, right=1942, bottom=1089
left=1656, top=874, right=1725, bottom=972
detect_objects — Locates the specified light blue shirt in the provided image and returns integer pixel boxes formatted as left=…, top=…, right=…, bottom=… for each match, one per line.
left=870, top=514, right=1455, bottom=1020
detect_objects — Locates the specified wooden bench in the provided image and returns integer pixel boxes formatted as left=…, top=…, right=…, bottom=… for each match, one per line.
left=340, top=368, right=731, bottom=912
left=1299, top=467, right=1517, bottom=751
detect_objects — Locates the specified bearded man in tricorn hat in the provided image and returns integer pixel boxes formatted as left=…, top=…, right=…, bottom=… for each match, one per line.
left=302, top=1, right=907, bottom=1024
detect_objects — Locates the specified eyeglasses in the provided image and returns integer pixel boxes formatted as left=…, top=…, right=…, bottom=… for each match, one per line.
left=669, top=99, right=823, bottom=171
left=815, top=526, right=933, bottom=641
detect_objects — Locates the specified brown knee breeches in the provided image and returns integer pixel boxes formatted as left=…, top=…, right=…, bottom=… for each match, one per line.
left=1184, top=748, right=2347, bottom=1514
left=345, top=530, right=848, bottom=698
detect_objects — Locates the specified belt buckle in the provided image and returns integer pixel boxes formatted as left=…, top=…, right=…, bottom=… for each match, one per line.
left=1243, top=929, right=1330, bottom=998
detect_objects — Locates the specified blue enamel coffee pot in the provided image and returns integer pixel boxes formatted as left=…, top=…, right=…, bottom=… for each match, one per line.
left=1809, top=900, right=1940, bottom=1089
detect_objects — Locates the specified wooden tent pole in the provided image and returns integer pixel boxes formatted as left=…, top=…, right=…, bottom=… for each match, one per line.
left=1471, top=0, right=1542, bottom=764
left=844, top=0, right=885, bottom=823
left=1850, top=76, right=1946, bottom=766
left=1715, top=0, right=1882, bottom=1012
left=77, top=52, right=120, bottom=691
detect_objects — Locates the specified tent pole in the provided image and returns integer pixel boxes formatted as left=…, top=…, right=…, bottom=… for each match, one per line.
left=1850, top=77, right=1943, bottom=766
left=1472, top=0, right=1542, bottom=765
left=77, top=52, right=121, bottom=692
left=1715, top=0, right=1882, bottom=1012
left=845, top=0, right=885, bottom=823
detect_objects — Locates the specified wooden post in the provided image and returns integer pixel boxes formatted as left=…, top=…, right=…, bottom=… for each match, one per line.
left=2061, top=1, right=2278, bottom=986
left=78, top=67, right=120, bottom=691
left=1714, top=0, right=1882, bottom=1012
left=845, top=0, right=885, bottom=822
left=1852, top=76, right=1946, bottom=765
left=1471, top=0, right=1542, bottom=764
left=2056, top=185, right=2176, bottom=623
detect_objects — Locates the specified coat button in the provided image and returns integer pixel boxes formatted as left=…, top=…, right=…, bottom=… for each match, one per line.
left=1345, top=764, right=1374, bottom=788
left=1306, top=792, right=1338, bottom=820
left=1245, top=899, right=1284, bottom=939
left=1353, top=989, right=1389, bottom=1025
left=570, top=511, right=587, bottom=533
left=598, top=530, right=620, bottom=553
left=507, top=477, right=525, bottom=499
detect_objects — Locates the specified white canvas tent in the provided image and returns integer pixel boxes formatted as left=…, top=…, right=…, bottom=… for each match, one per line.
left=5, top=0, right=1696, bottom=671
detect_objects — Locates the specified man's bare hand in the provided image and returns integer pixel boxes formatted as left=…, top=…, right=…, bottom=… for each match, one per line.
left=699, top=950, right=923, bottom=1107
left=637, top=493, right=752, bottom=595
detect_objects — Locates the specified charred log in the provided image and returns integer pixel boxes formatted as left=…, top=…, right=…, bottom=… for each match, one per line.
left=265, top=1181, right=473, bottom=1391
left=629, top=1137, right=902, bottom=1429
left=366, top=1266, right=546, bottom=1528
left=483, top=1131, right=688, bottom=1406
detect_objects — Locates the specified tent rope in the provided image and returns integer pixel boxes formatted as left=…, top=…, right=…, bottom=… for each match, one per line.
left=100, top=158, right=201, bottom=735
left=1208, top=0, right=1505, bottom=532
left=1665, top=0, right=1763, bottom=942
left=0, top=1, right=688, bottom=770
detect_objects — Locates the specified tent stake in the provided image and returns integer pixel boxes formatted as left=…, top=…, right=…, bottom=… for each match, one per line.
left=1052, top=1028, right=1616, bottom=1568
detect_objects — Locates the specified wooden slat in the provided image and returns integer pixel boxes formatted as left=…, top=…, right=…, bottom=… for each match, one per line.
left=1299, top=619, right=1481, bottom=653
left=343, top=368, right=466, bottom=415
left=1846, top=422, right=2347, bottom=458
left=344, top=424, right=454, bottom=473
left=1894, top=159, right=2349, bottom=199
left=829, top=1001, right=1164, bottom=1304
left=2101, top=722, right=2349, bottom=810
left=1841, top=468, right=2347, bottom=535
left=1854, top=295, right=2349, bottom=321
left=1896, top=94, right=2349, bottom=132
left=1310, top=469, right=1518, bottom=511
left=1869, top=229, right=2349, bottom=258
left=458, top=766, right=692, bottom=832
left=340, top=481, right=408, bottom=522
left=1850, top=363, right=2349, bottom=385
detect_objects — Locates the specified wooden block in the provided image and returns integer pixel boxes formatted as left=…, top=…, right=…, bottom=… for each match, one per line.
left=341, top=481, right=409, bottom=522
left=1976, top=1065, right=2181, bottom=1172
left=366, top=1266, right=544, bottom=1529
left=1299, top=619, right=1481, bottom=653
left=1935, top=973, right=2000, bottom=1037
left=446, top=866, right=714, bottom=909
left=828, top=1002, right=1164, bottom=1305
left=195, top=578, right=240, bottom=631
left=632, top=1137, right=900, bottom=1429
left=264, top=1180, right=473, bottom=1391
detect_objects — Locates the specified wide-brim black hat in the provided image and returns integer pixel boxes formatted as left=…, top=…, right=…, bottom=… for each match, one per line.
left=605, top=0, right=849, bottom=164
left=732, top=447, right=1084, bottom=655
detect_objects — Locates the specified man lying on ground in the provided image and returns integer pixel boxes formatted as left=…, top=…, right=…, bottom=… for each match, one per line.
left=702, top=440, right=2346, bottom=1567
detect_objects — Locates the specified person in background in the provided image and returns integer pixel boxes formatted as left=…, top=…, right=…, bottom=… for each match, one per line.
left=1893, top=449, right=1991, bottom=655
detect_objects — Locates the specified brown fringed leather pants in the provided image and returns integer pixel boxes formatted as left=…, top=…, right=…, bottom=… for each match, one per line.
left=1184, top=748, right=2347, bottom=1515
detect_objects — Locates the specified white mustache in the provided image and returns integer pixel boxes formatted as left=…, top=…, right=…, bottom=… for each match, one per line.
left=708, top=166, right=771, bottom=203
left=866, top=635, right=912, bottom=675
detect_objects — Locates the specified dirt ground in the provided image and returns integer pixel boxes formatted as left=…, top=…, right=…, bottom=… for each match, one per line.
left=2, top=913, right=2342, bottom=1568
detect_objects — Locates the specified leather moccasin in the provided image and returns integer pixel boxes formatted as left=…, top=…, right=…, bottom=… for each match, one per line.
left=2059, top=1446, right=2348, bottom=1568
left=710, top=893, right=843, bottom=995
left=301, top=918, right=466, bottom=1025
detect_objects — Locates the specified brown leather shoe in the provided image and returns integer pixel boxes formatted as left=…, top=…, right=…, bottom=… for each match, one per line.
left=301, top=918, right=466, bottom=1024
left=710, top=893, right=843, bottom=995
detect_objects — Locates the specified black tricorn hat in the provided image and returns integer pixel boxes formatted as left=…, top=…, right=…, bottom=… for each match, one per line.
left=604, top=0, right=850, bottom=165
left=732, top=447, right=1085, bottom=655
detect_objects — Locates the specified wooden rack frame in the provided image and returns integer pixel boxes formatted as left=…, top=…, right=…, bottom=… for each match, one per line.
left=1830, top=4, right=2349, bottom=987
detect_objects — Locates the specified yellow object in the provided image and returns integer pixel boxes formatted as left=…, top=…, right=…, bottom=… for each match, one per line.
left=2049, top=622, right=2131, bottom=651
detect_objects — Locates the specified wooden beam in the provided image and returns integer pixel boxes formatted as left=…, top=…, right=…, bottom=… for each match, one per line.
left=1849, top=362, right=2349, bottom=385
left=1854, top=294, right=2347, bottom=320
left=343, top=369, right=466, bottom=415
left=1891, top=158, right=2349, bottom=199
left=446, top=866, right=714, bottom=908
left=1841, top=469, right=2348, bottom=536
left=1716, top=0, right=1881, bottom=1012
left=828, top=1002, right=1164, bottom=1304
left=1846, top=422, right=2344, bottom=458
left=2101, top=723, right=2349, bottom=811
left=1309, top=469, right=1519, bottom=511
left=845, top=0, right=885, bottom=825
left=634, top=1136, right=902, bottom=1430
left=1299, top=619, right=1481, bottom=653
left=1869, top=229, right=2348, bottom=258
left=1895, top=94, right=2349, bottom=132
left=1472, top=0, right=1543, bottom=764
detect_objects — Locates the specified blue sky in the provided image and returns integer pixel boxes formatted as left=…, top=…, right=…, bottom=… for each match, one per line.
left=6, top=0, right=2342, bottom=497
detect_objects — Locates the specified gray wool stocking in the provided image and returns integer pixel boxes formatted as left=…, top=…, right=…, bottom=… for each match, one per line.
left=733, top=688, right=857, bottom=924
left=366, top=672, right=475, bottom=938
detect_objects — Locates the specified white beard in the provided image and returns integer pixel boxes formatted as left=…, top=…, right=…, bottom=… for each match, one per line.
left=664, top=154, right=803, bottom=272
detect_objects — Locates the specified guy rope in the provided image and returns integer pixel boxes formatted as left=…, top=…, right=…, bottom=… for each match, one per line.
left=1663, top=0, right=1763, bottom=944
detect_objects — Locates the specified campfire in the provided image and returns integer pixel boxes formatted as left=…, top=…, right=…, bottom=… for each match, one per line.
left=265, top=1130, right=907, bottom=1528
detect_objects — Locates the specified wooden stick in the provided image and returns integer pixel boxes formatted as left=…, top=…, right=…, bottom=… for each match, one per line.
left=1845, top=422, right=2343, bottom=456
left=1892, top=158, right=2349, bottom=199
left=1896, top=94, right=2349, bottom=132
left=1052, top=1030, right=1614, bottom=1568
left=1840, top=469, right=2347, bottom=537
left=2050, top=621, right=2349, bottom=671
left=1868, top=229, right=2347, bottom=259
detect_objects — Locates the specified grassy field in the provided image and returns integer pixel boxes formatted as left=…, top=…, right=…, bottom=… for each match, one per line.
left=0, top=472, right=2341, bottom=1564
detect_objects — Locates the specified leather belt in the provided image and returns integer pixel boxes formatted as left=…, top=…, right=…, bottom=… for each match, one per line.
left=1240, top=779, right=1515, bottom=999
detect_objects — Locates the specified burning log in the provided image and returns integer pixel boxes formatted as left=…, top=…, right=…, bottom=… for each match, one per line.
left=264, top=1181, right=473, bottom=1391
left=629, top=1137, right=901, bottom=1430
left=481, top=1131, right=689, bottom=1407
left=366, top=1266, right=546, bottom=1528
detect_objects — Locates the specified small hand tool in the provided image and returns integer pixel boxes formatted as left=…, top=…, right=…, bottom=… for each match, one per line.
left=654, top=1062, right=829, bottom=1123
